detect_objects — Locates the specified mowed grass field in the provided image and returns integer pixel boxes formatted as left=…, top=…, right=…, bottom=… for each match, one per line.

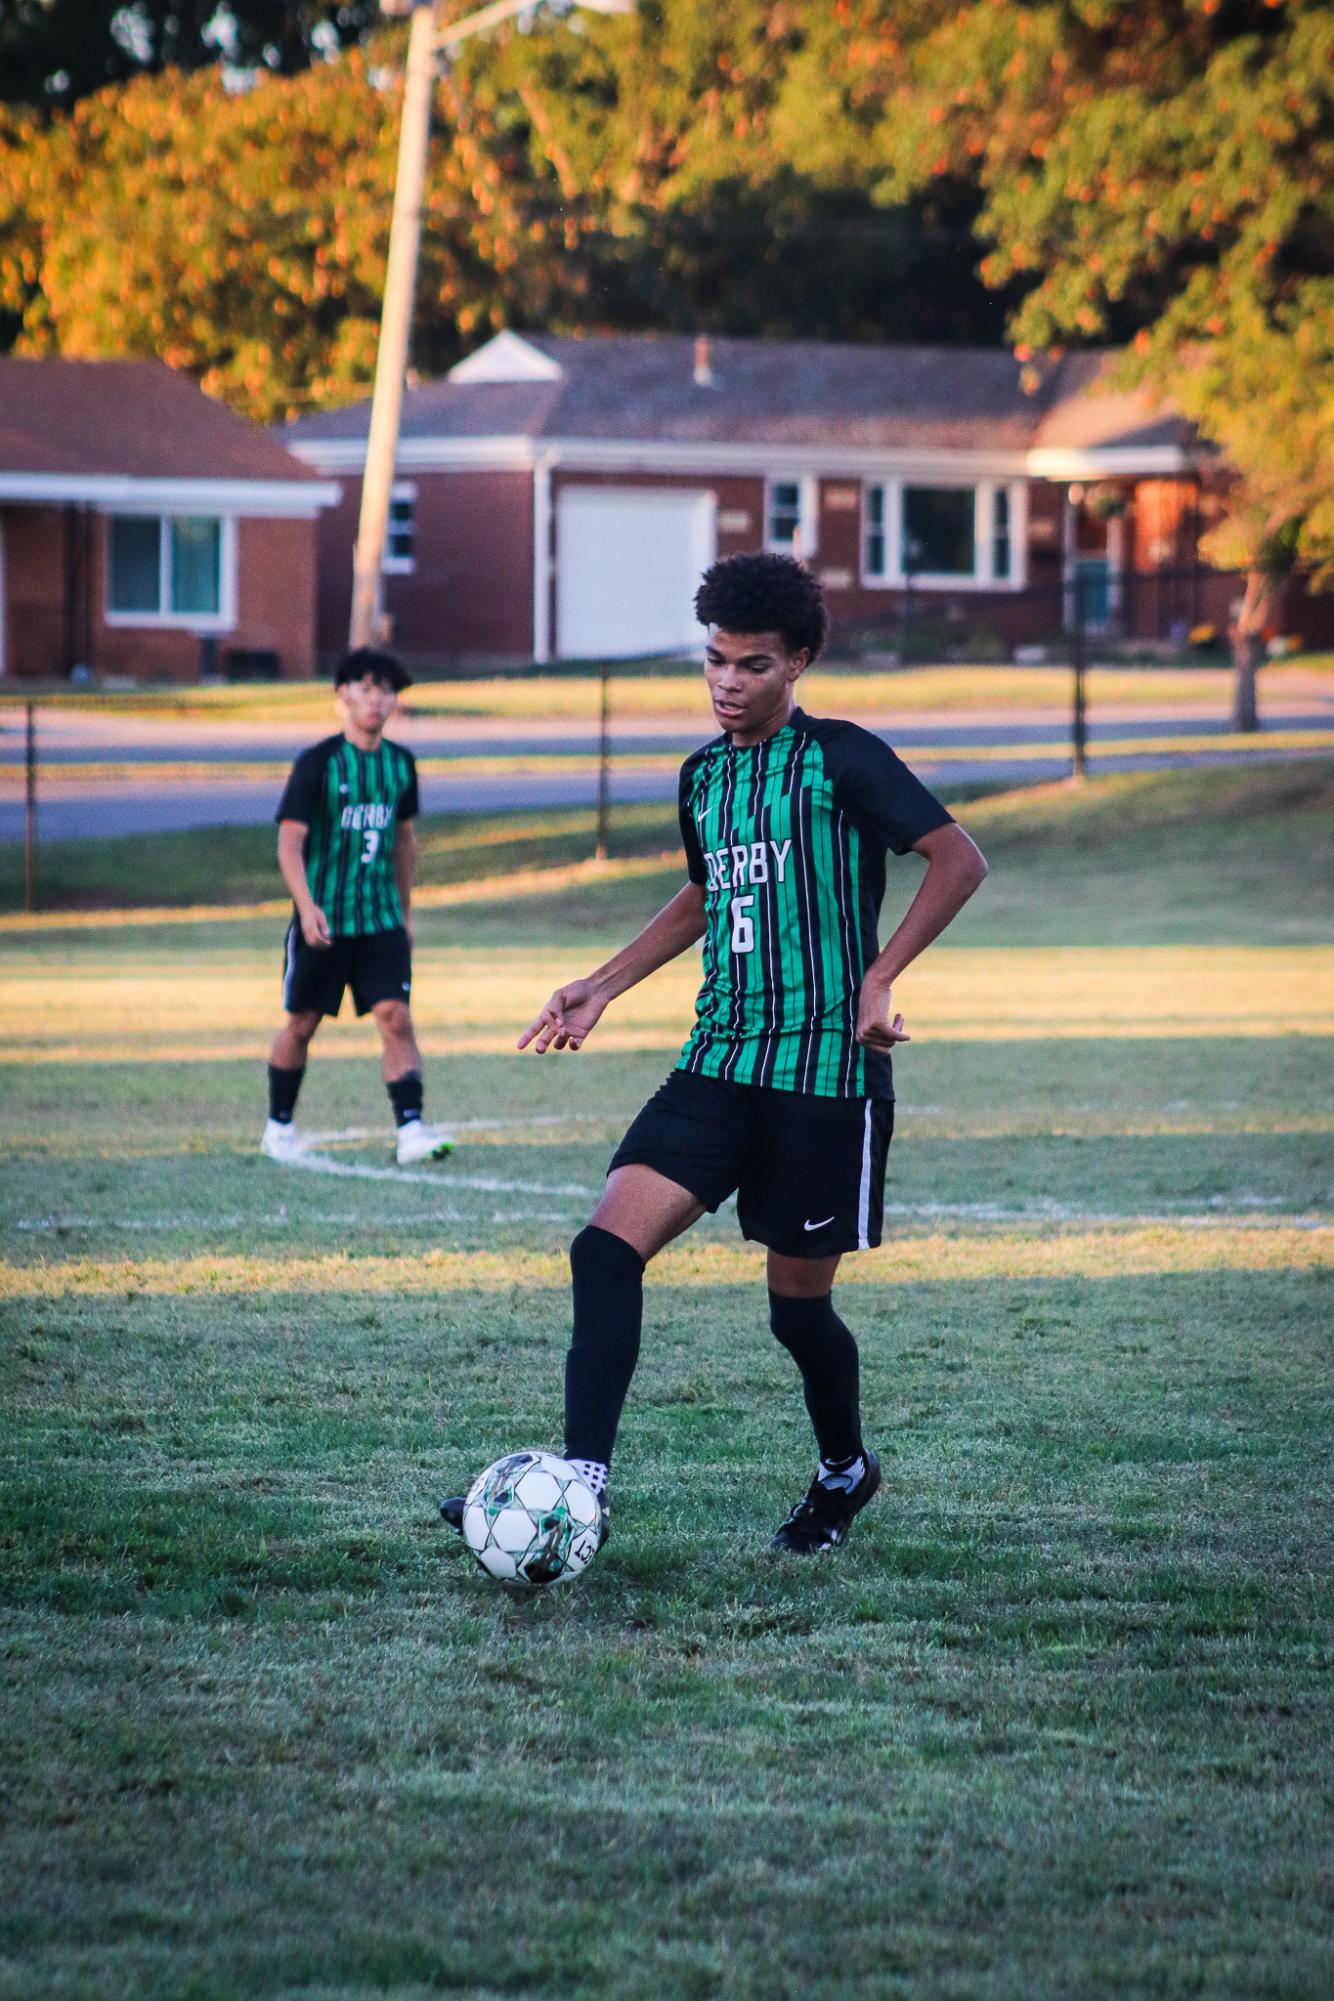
left=1, top=761, right=1332, bottom=2001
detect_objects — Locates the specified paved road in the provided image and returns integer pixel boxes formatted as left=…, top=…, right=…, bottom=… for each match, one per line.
left=2, top=688, right=1331, bottom=842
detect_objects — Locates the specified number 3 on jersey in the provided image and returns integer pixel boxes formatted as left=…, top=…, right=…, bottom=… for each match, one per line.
left=360, top=828, right=381, bottom=866
left=730, top=892, right=755, bottom=955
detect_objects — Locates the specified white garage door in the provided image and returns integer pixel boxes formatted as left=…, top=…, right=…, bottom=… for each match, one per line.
left=555, top=487, right=716, bottom=660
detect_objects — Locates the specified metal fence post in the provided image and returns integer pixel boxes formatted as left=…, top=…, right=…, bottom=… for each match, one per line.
left=594, top=661, right=612, bottom=862
left=24, top=700, right=37, bottom=913
left=1071, top=570, right=1088, bottom=781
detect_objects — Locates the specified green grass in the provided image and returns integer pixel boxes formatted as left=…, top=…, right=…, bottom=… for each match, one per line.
left=3, top=655, right=1330, bottom=724
left=1, top=763, right=1331, bottom=1999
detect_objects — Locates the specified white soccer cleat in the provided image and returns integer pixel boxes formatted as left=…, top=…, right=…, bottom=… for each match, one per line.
left=395, top=1120, right=455, bottom=1166
left=260, top=1118, right=304, bottom=1164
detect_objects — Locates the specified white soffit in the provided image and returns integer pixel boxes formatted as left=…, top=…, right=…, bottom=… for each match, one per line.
left=447, top=331, right=564, bottom=384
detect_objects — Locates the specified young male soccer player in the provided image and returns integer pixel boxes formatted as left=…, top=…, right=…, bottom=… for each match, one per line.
left=261, top=646, right=453, bottom=1168
left=443, top=553, right=987, bottom=1553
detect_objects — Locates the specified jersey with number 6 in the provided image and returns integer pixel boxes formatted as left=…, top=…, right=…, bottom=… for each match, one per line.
left=676, top=708, right=952, bottom=1099
left=275, top=733, right=419, bottom=937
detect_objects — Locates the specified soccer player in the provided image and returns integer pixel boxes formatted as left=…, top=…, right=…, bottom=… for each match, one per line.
left=444, top=553, right=987, bottom=1554
left=260, top=646, right=453, bottom=1168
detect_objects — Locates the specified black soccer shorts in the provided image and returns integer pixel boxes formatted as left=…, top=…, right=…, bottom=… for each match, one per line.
left=280, top=921, right=412, bottom=1019
left=609, top=1069, right=894, bottom=1258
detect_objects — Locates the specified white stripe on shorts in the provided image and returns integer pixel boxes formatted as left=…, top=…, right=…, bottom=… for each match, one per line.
left=281, top=920, right=298, bottom=1013
left=857, top=1099, right=874, bottom=1250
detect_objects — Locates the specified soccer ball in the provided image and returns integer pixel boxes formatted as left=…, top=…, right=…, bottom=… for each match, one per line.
left=461, top=1450, right=603, bottom=1588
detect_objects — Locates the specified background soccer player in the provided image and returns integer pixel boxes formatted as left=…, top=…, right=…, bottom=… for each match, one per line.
left=261, top=646, right=453, bottom=1169
left=445, top=553, right=988, bottom=1554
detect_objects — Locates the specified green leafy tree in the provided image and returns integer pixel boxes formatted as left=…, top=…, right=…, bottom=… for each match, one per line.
left=0, top=3, right=382, bottom=107
left=873, top=0, right=1334, bottom=724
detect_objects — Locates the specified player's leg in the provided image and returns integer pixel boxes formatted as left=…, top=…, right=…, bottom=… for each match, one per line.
left=354, top=927, right=452, bottom=1162
left=440, top=1073, right=743, bottom=1534
left=264, top=1010, right=322, bottom=1158
left=561, top=1164, right=706, bottom=1497
left=738, top=1095, right=894, bottom=1552
left=262, top=920, right=338, bottom=1160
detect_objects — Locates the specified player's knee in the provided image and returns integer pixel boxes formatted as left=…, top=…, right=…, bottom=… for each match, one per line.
left=769, top=1289, right=834, bottom=1351
left=373, top=999, right=412, bottom=1038
left=287, top=1010, right=321, bottom=1045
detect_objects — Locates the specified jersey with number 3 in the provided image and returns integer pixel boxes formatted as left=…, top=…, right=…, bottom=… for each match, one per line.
left=275, top=733, right=419, bottom=937
left=676, top=709, right=952, bottom=1099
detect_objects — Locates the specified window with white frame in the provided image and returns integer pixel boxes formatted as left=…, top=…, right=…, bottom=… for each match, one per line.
left=383, top=483, right=417, bottom=574
left=903, top=486, right=974, bottom=577
left=765, top=476, right=817, bottom=558
left=862, top=481, right=1022, bottom=586
left=107, top=515, right=228, bottom=622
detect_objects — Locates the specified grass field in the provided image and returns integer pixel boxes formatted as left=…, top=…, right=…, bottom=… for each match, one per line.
left=3, top=656, right=1331, bottom=726
left=2, top=762, right=1331, bottom=1999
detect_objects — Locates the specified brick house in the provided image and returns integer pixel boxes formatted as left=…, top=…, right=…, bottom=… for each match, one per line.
left=286, top=330, right=1327, bottom=668
left=0, top=358, right=338, bottom=681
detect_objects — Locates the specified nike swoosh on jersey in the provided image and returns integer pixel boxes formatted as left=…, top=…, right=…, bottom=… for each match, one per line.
left=803, top=1215, right=836, bottom=1232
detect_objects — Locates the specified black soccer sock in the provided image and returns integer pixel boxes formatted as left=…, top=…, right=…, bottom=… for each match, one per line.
left=563, top=1225, right=646, bottom=1470
left=769, top=1289, right=862, bottom=1465
left=387, top=1071, right=424, bottom=1128
left=267, top=1063, right=304, bottom=1125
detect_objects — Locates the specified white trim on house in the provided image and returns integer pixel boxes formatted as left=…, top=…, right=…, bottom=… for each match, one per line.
left=447, top=331, right=564, bottom=384
left=764, top=474, right=819, bottom=560
left=289, top=432, right=1191, bottom=484
left=1026, top=444, right=1190, bottom=480
left=104, top=513, right=239, bottom=633
left=0, top=473, right=338, bottom=515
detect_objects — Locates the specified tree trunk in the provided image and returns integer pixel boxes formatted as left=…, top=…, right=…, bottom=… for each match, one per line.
left=1231, top=625, right=1260, bottom=732
left=1228, top=568, right=1271, bottom=733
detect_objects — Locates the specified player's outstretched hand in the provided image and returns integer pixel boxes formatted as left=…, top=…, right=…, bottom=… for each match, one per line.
left=518, top=979, right=607, bottom=1054
left=856, top=978, right=911, bottom=1053
left=300, top=905, right=333, bottom=949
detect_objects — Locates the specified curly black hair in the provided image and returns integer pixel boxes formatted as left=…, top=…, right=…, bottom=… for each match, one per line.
left=694, top=552, right=828, bottom=662
left=334, top=646, right=412, bottom=693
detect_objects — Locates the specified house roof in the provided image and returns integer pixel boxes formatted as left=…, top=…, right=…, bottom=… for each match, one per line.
left=285, top=332, right=1196, bottom=467
left=0, top=358, right=333, bottom=502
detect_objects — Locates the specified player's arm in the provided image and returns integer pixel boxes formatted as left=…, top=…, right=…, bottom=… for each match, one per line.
left=277, top=819, right=331, bottom=949
left=394, top=819, right=417, bottom=942
left=519, top=881, right=707, bottom=1054
left=856, top=822, right=988, bottom=1052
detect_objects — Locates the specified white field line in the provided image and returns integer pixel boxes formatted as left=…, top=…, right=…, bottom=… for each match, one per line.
left=299, top=1115, right=608, bottom=1145
left=281, top=1149, right=596, bottom=1195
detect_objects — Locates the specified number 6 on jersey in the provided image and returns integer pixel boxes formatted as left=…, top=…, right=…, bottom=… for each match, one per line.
left=730, top=892, right=755, bottom=955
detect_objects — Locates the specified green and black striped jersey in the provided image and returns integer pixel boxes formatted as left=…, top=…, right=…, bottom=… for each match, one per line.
left=275, top=734, right=419, bottom=937
left=677, top=708, right=952, bottom=1099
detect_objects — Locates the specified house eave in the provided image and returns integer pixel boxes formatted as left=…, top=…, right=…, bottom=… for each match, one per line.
left=0, top=473, right=340, bottom=515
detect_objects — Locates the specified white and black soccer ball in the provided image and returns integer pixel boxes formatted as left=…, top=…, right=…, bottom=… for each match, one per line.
left=461, top=1450, right=603, bottom=1588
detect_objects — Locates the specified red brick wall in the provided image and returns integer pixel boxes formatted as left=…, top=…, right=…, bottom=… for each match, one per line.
left=1, top=506, right=319, bottom=681
left=2, top=507, right=68, bottom=678
left=315, top=469, right=535, bottom=667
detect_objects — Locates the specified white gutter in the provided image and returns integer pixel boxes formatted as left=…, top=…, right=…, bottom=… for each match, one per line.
left=0, top=474, right=341, bottom=514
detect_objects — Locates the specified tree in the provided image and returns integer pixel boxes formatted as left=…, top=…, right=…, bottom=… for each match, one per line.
left=0, top=2, right=1005, bottom=418
left=872, top=0, right=1334, bottom=724
left=0, top=3, right=381, bottom=108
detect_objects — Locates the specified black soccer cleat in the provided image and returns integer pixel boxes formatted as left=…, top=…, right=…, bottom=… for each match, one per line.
left=769, top=1449, right=882, bottom=1554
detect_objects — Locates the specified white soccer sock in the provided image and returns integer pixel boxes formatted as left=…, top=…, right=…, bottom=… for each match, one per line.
left=818, top=1453, right=866, bottom=1493
left=567, top=1456, right=608, bottom=1499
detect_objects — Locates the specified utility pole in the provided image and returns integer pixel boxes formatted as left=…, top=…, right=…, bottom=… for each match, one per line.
left=349, top=0, right=635, bottom=650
